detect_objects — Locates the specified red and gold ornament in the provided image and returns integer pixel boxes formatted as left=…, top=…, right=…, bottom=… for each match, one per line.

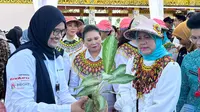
left=132, top=56, right=173, bottom=98
left=73, top=50, right=104, bottom=78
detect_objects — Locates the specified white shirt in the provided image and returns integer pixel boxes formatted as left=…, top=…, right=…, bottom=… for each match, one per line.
left=85, top=48, right=102, bottom=61
left=8, top=42, right=16, bottom=54
left=114, top=58, right=181, bottom=112
left=173, top=37, right=182, bottom=48
left=69, top=48, right=116, bottom=112
left=114, top=41, right=137, bottom=92
left=5, top=49, right=76, bottom=112
left=115, top=41, right=137, bottom=68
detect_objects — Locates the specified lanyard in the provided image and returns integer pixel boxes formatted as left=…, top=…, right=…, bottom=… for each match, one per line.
left=43, top=53, right=60, bottom=93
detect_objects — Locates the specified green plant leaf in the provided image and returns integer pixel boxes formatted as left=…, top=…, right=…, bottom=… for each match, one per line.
left=94, top=94, right=106, bottom=112
left=111, top=64, right=126, bottom=76
left=102, top=72, right=113, bottom=80
left=102, top=35, right=118, bottom=74
left=108, top=74, right=136, bottom=84
left=77, top=85, right=98, bottom=97
left=102, top=90, right=121, bottom=97
left=85, top=99, right=94, bottom=112
left=74, top=75, right=101, bottom=90
left=102, top=65, right=126, bottom=81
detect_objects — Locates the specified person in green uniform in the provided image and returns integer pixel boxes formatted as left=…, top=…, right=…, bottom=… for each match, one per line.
left=177, top=12, right=200, bottom=112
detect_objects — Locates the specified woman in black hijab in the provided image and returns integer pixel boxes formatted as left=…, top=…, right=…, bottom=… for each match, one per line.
left=6, top=26, right=22, bottom=48
left=4, top=5, right=87, bottom=112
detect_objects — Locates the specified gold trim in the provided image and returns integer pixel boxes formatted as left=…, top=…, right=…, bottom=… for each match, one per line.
left=0, top=0, right=199, bottom=6
left=0, top=0, right=32, bottom=4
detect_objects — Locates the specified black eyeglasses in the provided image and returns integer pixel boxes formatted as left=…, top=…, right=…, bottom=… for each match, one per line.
left=52, top=29, right=66, bottom=36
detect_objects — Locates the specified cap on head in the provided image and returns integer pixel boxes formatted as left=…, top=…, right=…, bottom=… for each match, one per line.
left=124, top=15, right=162, bottom=40
left=119, top=17, right=132, bottom=29
left=153, top=18, right=168, bottom=30
left=65, top=16, right=83, bottom=27
left=96, top=20, right=112, bottom=32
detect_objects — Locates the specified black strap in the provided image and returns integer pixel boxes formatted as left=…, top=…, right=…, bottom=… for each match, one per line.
left=136, top=99, right=139, bottom=112
left=32, top=49, right=55, bottom=104
left=68, top=70, right=71, bottom=85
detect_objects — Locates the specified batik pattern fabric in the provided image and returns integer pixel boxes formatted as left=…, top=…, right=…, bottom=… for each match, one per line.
left=0, top=39, right=10, bottom=99
left=132, top=56, right=173, bottom=98
left=177, top=49, right=200, bottom=112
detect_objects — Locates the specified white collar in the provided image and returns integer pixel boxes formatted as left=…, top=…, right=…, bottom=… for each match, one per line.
left=62, top=35, right=79, bottom=41
left=143, top=60, right=155, bottom=66
left=128, top=41, right=137, bottom=47
left=85, top=47, right=102, bottom=60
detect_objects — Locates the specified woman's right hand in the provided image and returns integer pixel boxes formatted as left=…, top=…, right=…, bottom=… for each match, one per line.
left=71, top=96, right=88, bottom=112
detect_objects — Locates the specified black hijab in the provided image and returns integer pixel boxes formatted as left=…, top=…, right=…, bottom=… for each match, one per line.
left=28, top=5, right=66, bottom=60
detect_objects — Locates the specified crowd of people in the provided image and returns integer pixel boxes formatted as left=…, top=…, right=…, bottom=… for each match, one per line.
left=0, top=5, right=200, bottom=112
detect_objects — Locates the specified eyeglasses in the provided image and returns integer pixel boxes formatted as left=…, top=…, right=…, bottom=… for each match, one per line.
left=190, top=36, right=200, bottom=43
left=52, top=29, right=66, bottom=36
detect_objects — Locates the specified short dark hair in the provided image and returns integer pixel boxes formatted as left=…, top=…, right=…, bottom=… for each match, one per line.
left=187, top=12, right=196, bottom=19
left=187, top=12, right=200, bottom=29
left=83, top=25, right=100, bottom=40
left=78, top=19, right=85, bottom=25
left=163, top=17, right=174, bottom=24
left=174, top=14, right=186, bottom=22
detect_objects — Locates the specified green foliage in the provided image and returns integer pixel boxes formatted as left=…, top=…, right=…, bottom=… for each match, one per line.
left=102, top=35, right=118, bottom=74
left=77, top=85, right=98, bottom=97
left=108, top=74, right=136, bottom=84
left=74, top=75, right=101, bottom=90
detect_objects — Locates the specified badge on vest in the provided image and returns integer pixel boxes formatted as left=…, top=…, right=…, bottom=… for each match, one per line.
left=180, top=104, right=195, bottom=112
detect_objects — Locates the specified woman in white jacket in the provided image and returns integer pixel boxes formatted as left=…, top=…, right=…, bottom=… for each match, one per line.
left=114, top=15, right=181, bottom=112
left=5, top=6, right=87, bottom=112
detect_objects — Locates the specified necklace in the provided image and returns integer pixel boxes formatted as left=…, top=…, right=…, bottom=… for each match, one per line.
left=132, top=56, right=173, bottom=98
left=57, top=38, right=83, bottom=53
left=73, top=50, right=104, bottom=79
